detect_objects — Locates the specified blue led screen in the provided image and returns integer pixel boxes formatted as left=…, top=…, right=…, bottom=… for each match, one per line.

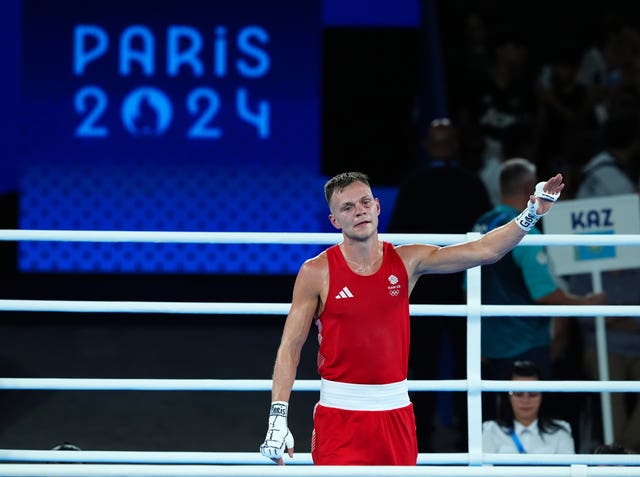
left=19, top=0, right=329, bottom=274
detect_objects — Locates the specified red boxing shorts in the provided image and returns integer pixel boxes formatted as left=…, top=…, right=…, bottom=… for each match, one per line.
left=310, top=379, right=418, bottom=465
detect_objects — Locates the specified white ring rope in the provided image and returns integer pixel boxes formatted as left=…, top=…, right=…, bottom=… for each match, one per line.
left=0, top=300, right=638, bottom=317
left=2, top=230, right=640, bottom=472
left=1, top=450, right=640, bottom=466
left=3, top=463, right=640, bottom=477
left=1, top=229, right=640, bottom=246
left=3, top=377, right=640, bottom=392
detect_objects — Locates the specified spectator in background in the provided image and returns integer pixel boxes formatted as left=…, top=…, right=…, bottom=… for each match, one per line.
left=389, top=118, right=492, bottom=232
left=471, top=158, right=606, bottom=420
left=444, top=10, right=492, bottom=175
left=447, top=10, right=492, bottom=103
left=388, top=118, right=492, bottom=452
left=574, top=108, right=640, bottom=198
left=458, top=29, right=537, bottom=206
left=482, top=360, right=575, bottom=454
left=569, top=107, right=640, bottom=452
left=575, top=13, right=626, bottom=126
left=534, top=45, right=592, bottom=182
left=562, top=101, right=640, bottom=200
left=576, top=14, right=640, bottom=127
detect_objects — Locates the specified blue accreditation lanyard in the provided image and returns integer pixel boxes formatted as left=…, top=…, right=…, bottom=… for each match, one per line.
left=509, top=428, right=527, bottom=454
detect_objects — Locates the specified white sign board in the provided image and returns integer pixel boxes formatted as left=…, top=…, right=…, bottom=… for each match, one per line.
left=542, top=194, right=640, bottom=275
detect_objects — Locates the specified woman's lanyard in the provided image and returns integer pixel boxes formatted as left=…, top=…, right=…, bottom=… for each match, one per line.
left=509, top=428, right=527, bottom=454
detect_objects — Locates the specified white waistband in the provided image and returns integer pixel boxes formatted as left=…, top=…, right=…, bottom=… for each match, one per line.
left=319, top=378, right=410, bottom=411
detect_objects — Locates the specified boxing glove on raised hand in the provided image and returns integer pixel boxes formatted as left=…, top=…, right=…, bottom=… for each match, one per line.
left=515, top=180, right=561, bottom=232
left=533, top=181, right=561, bottom=205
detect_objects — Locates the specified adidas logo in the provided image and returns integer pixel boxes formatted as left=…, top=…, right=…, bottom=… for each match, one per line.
left=335, top=286, right=354, bottom=299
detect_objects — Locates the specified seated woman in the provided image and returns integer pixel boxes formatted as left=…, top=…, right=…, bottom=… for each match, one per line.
left=482, top=360, right=575, bottom=453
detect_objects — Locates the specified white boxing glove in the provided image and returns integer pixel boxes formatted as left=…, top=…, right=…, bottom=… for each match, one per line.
left=259, top=401, right=294, bottom=462
left=534, top=181, right=561, bottom=204
left=515, top=180, right=561, bottom=231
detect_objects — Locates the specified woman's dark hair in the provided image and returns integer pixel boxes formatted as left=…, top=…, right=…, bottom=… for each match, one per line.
left=512, top=360, right=541, bottom=378
left=495, top=360, right=567, bottom=437
left=51, top=441, right=82, bottom=451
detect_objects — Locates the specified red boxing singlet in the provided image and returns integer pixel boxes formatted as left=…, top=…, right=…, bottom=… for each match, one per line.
left=315, top=241, right=410, bottom=385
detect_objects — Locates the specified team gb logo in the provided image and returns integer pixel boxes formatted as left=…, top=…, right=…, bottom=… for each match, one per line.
left=387, top=274, right=401, bottom=296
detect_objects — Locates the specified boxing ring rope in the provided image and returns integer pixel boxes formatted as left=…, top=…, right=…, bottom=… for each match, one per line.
left=0, top=230, right=639, bottom=476
left=3, top=463, right=640, bottom=477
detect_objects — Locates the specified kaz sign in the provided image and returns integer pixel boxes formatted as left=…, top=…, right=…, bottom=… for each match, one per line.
left=543, top=194, right=640, bottom=275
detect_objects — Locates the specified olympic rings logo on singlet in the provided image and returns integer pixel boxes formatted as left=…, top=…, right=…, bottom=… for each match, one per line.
left=387, top=274, right=401, bottom=296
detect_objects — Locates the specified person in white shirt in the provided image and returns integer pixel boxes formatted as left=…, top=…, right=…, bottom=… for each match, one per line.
left=574, top=108, right=640, bottom=200
left=482, top=360, right=575, bottom=454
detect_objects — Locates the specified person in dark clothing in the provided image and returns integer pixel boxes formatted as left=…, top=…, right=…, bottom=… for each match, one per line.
left=387, top=118, right=492, bottom=452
